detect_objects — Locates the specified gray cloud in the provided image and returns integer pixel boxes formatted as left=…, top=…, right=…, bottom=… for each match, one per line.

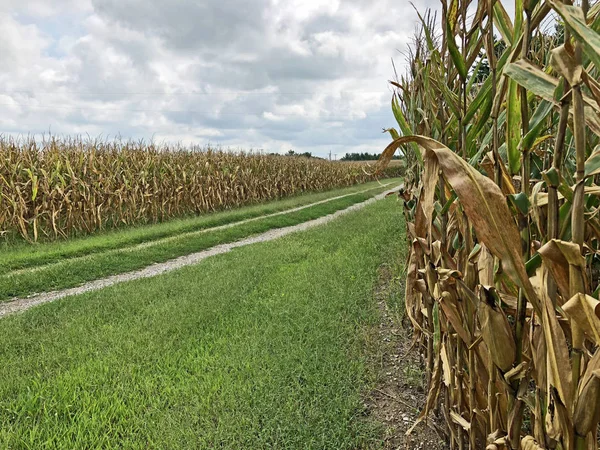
left=92, top=0, right=268, bottom=53
left=0, top=0, right=430, bottom=157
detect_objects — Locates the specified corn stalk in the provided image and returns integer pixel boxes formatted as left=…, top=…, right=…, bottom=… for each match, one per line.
left=381, top=0, right=600, bottom=448
left=0, top=136, right=403, bottom=241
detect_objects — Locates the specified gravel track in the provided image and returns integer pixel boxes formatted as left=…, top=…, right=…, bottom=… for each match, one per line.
left=4, top=181, right=394, bottom=277
left=0, top=185, right=400, bottom=318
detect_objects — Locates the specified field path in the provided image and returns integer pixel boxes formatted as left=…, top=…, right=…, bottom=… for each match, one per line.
left=4, top=181, right=395, bottom=278
left=0, top=184, right=400, bottom=318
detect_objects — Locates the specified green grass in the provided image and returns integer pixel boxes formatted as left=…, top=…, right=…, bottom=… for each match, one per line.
left=0, top=179, right=400, bottom=274
left=0, top=196, right=406, bottom=449
left=0, top=181, right=400, bottom=301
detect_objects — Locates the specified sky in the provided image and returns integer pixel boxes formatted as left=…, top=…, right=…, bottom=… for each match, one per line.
left=0, top=0, right=437, bottom=158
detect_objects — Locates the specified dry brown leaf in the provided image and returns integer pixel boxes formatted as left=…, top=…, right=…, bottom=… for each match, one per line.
left=530, top=181, right=547, bottom=236
left=406, top=353, right=442, bottom=435
left=574, top=369, right=600, bottom=436
left=532, top=184, right=600, bottom=207
left=422, top=152, right=440, bottom=239
left=477, top=286, right=516, bottom=372
left=439, top=291, right=472, bottom=345
left=481, top=151, right=517, bottom=195
left=583, top=71, right=600, bottom=110
left=389, top=135, right=542, bottom=314
left=545, top=387, right=574, bottom=447
left=531, top=325, right=547, bottom=389
left=538, top=239, right=587, bottom=304
left=521, top=435, right=544, bottom=450
left=405, top=246, right=425, bottom=333
left=550, top=45, right=583, bottom=86
left=440, top=341, right=451, bottom=386
left=540, top=267, right=573, bottom=410
left=477, top=244, right=495, bottom=286
left=450, top=411, right=471, bottom=431
left=562, top=293, right=600, bottom=344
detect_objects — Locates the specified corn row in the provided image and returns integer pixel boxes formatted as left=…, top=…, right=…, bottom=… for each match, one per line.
left=0, top=137, right=402, bottom=241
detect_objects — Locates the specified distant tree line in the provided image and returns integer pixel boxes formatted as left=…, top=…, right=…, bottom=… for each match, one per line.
left=267, top=150, right=320, bottom=158
left=266, top=150, right=401, bottom=161
left=341, top=152, right=400, bottom=161
left=285, top=150, right=315, bottom=158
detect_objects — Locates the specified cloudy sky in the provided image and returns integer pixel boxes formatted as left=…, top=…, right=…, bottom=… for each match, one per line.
left=1, top=0, right=433, bottom=157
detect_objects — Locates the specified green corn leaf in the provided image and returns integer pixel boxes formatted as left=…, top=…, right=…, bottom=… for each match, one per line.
left=494, top=1, right=514, bottom=45
left=513, top=0, right=524, bottom=42
left=383, top=128, right=401, bottom=140
left=464, top=74, right=492, bottom=124
left=391, top=95, right=423, bottom=164
left=432, top=75, right=461, bottom=118
left=509, top=192, right=530, bottom=215
left=506, top=78, right=522, bottom=175
left=522, top=100, right=554, bottom=150
left=543, top=167, right=561, bottom=187
left=470, top=110, right=507, bottom=166
left=445, top=0, right=467, bottom=81
left=447, top=31, right=468, bottom=80
left=526, top=253, right=542, bottom=276
left=585, top=145, right=600, bottom=178
left=550, top=0, right=600, bottom=71
left=467, top=94, right=493, bottom=156
left=504, top=59, right=559, bottom=103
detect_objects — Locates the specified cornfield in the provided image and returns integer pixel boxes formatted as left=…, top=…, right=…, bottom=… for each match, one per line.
left=0, top=136, right=402, bottom=242
left=380, top=0, right=600, bottom=448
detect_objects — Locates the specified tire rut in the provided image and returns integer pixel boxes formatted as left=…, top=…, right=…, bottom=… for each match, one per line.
left=0, top=185, right=401, bottom=318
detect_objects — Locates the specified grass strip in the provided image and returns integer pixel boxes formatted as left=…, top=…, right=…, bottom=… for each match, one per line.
left=0, top=178, right=400, bottom=274
left=0, top=184, right=398, bottom=301
left=0, top=196, right=405, bottom=449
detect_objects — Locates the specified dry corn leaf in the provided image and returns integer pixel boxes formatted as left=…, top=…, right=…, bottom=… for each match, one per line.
left=550, top=45, right=583, bottom=86
left=538, top=239, right=587, bottom=304
left=440, top=291, right=472, bottom=344
left=574, top=369, right=600, bottom=436
left=477, top=286, right=516, bottom=372
left=540, top=267, right=573, bottom=411
left=450, top=411, right=471, bottom=431
left=406, top=354, right=442, bottom=435
left=531, top=325, right=547, bottom=389
left=477, top=244, right=495, bottom=286
left=562, top=293, right=600, bottom=344
left=422, top=151, right=440, bottom=239
left=440, top=341, right=451, bottom=386
left=521, top=435, right=544, bottom=450
left=382, top=135, right=542, bottom=314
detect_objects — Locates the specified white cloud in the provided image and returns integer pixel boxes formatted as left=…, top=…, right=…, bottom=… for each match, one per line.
left=0, top=0, right=435, bottom=156
left=2, top=0, right=93, bottom=17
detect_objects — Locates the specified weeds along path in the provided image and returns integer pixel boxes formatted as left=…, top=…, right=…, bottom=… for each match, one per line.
left=0, top=185, right=400, bottom=318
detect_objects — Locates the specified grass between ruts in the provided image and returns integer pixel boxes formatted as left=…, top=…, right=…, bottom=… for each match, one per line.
left=0, top=181, right=399, bottom=301
left=0, top=178, right=400, bottom=274
left=0, top=195, right=406, bottom=449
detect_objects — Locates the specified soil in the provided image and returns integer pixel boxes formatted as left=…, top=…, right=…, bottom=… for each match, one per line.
left=366, top=264, right=447, bottom=450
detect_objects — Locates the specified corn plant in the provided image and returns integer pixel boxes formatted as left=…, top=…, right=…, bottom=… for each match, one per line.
left=0, top=136, right=402, bottom=242
left=380, top=0, right=600, bottom=448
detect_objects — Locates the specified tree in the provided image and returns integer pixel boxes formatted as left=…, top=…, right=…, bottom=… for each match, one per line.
left=341, top=152, right=400, bottom=161
left=472, top=36, right=506, bottom=83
